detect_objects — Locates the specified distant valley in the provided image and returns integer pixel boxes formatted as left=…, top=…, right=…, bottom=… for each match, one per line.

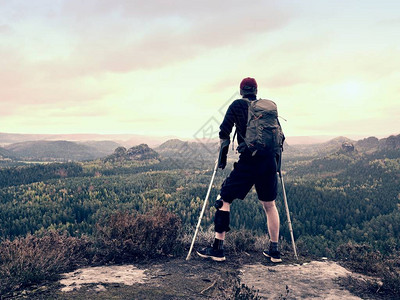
left=1, top=140, right=120, bottom=162
left=0, top=133, right=399, bottom=166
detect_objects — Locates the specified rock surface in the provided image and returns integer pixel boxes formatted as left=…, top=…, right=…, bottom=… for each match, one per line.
left=53, top=258, right=378, bottom=299
left=240, top=260, right=366, bottom=299
left=60, top=265, right=147, bottom=292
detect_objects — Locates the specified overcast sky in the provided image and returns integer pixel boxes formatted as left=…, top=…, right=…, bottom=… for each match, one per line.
left=1, top=0, right=399, bottom=140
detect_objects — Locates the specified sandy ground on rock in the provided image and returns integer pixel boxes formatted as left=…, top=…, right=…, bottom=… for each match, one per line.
left=240, top=260, right=365, bottom=299
left=55, top=258, right=237, bottom=299
left=59, top=265, right=148, bottom=292
left=54, top=258, right=378, bottom=299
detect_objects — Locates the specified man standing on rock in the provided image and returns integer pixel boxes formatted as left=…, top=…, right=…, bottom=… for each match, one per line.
left=197, top=77, right=284, bottom=262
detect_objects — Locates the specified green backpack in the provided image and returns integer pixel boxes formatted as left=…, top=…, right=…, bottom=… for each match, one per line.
left=239, top=98, right=285, bottom=156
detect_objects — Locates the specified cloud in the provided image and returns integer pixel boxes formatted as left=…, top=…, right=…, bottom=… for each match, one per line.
left=0, top=48, right=113, bottom=107
left=49, top=106, right=112, bottom=118
left=0, top=24, right=12, bottom=34
left=249, top=33, right=400, bottom=91
left=0, top=0, right=294, bottom=113
left=0, top=102, right=18, bottom=117
left=378, top=17, right=400, bottom=25
left=0, top=49, right=29, bottom=88
left=62, top=0, right=288, bottom=22
left=20, top=1, right=292, bottom=78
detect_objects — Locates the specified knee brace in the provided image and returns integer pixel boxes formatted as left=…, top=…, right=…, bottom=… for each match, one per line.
left=214, top=210, right=230, bottom=233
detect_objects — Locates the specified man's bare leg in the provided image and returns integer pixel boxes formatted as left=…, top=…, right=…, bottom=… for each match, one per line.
left=262, top=200, right=282, bottom=262
left=262, top=200, right=280, bottom=242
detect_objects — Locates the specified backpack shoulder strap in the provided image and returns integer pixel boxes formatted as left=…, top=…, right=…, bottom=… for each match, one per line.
left=231, top=98, right=251, bottom=147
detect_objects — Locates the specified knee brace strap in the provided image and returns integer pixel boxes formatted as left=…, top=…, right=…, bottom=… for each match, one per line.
left=214, top=210, right=230, bottom=233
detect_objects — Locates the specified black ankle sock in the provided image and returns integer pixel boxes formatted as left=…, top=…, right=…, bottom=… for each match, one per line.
left=213, top=238, right=224, bottom=250
left=270, top=241, right=279, bottom=252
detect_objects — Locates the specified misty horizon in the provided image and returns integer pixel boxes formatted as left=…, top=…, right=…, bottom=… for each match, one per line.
left=1, top=131, right=398, bottom=148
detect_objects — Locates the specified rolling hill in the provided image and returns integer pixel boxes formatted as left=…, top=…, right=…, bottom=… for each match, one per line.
left=0, top=146, right=16, bottom=160
left=4, top=140, right=120, bottom=161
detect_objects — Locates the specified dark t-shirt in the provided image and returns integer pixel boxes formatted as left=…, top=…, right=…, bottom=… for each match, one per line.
left=219, top=95, right=257, bottom=145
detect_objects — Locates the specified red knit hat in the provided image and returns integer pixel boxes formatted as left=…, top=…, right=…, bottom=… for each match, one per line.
left=240, top=77, right=257, bottom=90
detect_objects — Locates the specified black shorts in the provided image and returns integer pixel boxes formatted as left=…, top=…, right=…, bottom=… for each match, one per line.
left=220, top=151, right=278, bottom=203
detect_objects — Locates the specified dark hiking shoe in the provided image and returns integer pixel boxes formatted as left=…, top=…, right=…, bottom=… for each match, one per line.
left=196, top=246, right=226, bottom=262
left=263, top=249, right=282, bottom=263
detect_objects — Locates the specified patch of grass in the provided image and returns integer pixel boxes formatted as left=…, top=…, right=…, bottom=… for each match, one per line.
left=232, top=278, right=261, bottom=300
left=0, top=231, right=91, bottom=296
left=336, top=242, right=400, bottom=298
left=337, top=276, right=384, bottom=300
left=226, top=230, right=256, bottom=254
left=336, top=242, right=383, bottom=274
left=380, top=256, right=400, bottom=297
left=0, top=209, right=183, bottom=296
left=94, top=208, right=182, bottom=263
